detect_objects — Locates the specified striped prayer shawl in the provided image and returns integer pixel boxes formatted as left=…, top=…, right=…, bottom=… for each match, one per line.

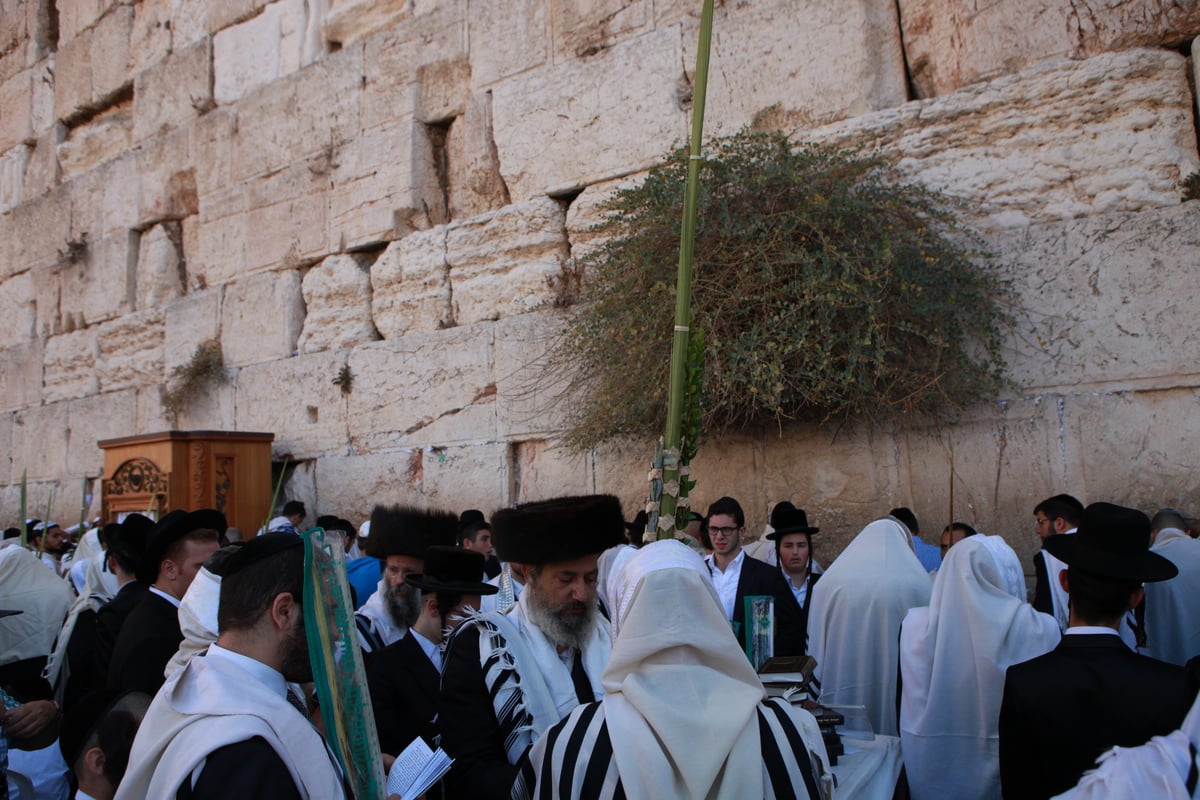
left=526, top=699, right=828, bottom=800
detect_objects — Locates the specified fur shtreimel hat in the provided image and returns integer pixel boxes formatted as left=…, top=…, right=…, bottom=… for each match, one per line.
left=365, top=505, right=457, bottom=560
left=491, top=494, right=627, bottom=565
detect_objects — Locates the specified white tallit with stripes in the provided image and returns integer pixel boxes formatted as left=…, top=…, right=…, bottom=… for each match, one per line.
left=528, top=540, right=831, bottom=800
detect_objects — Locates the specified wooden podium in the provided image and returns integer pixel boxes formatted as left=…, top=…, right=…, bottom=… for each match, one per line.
left=98, top=430, right=275, bottom=534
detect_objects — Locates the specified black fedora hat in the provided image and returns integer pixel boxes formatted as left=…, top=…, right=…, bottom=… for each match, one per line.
left=136, top=509, right=227, bottom=584
left=406, top=546, right=498, bottom=595
left=767, top=502, right=819, bottom=540
left=1043, top=502, right=1178, bottom=583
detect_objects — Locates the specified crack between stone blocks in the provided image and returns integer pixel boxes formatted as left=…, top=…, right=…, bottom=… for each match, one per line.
left=891, top=0, right=919, bottom=102
left=401, top=382, right=496, bottom=436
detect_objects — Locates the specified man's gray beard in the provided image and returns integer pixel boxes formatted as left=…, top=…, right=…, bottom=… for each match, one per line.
left=384, top=581, right=421, bottom=629
left=524, top=580, right=596, bottom=651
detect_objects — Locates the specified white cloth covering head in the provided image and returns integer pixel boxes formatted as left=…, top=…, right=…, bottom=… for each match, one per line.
left=600, top=539, right=770, bottom=800
left=807, top=517, right=932, bottom=737
left=166, top=565, right=222, bottom=678
left=899, top=535, right=1061, bottom=800
left=1143, top=529, right=1200, bottom=666
left=0, top=546, right=74, bottom=666
left=596, top=544, right=636, bottom=639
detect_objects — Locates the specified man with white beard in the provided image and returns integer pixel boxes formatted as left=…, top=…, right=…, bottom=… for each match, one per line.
left=353, top=505, right=457, bottom=656
left=438, top=494, right=627, bottom=800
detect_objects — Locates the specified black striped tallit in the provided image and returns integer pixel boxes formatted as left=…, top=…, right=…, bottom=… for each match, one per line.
left=354, top=614, right=385, bottom=653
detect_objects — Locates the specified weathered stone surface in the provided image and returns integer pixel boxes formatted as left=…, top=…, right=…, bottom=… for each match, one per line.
left=220, top=269, right=305, bottom=366
left=420, top=441, right=513, bottom=510
left=43, top=328, right=100, bottom=402
left=687, top=0, right=907, bottom=135
left=134, top=223, right=183, bottom=310
left=57, top=0, right=116, bottom=44
left=133, top=38, right=212, bottom=141
left=360, top=4, right=463, bottom=130
left=466, top=0, right=546, bottom=89
left=511, top=439, right=593, bottom=502
left=0, top=0, right=55, bottom=83
left=56, top=99, right=132, bottom=178
left=492, top=26, right=686, bottom=201
left=244, top=157, right=330, bottom=271
left=207, top=0, right=278, bottom=36
left=493, top=310, right=571, bottom=439
left=323, top=0, right=414, bottom=47
left=191, top=108, right=237, bottom=199
left=0, top=68, right=33, bottom=153
left=899, top=0, right=1200, bottom=97
left=346, top=323, right=496, bottom=449
left=233, top=42, right=362, bottom=180
left=0, top=339, right=44, bottom=411
left=64, top=388, right=137, bottom=475
left=28, top=56, right=54, bottom=133
left=53, top=5, right=133, bottom=122
left=0, top=142, right=30, bottom=212
left=171, top=379, right=236, bottom=431
left=993, top=204, right=1200, bottom=391
left=563, top=173, right=640, bottom=262
left=163, top=288, right=222, bottom=372
left=298, top=253, right=380, bottom=353
left=136, top=126, right=197, bottom=227
left=134, top=384, right=171, bottom=431
left=22, top=124, right=64, bottom=200
left=0, top=271, right=37, bottom=349
left=590, top=435, right=657, bottom=518
left=10, top=402, right=68, bottom=480
left=445, top=91, right=510, bottom=218
left=370, top=228, right=451, bottom=339
left=552, top=0, right=649, bottom=62
left=809, top=49, right=1200, bottom=228
left=213, top=1, right=286, bottom=105
left=446, top=197, right=569, bottom=324
left=129, top=0, right=172, bottom=75
left=59, top=229, right=137, bottom=326
left=31, top=261, right=62, bottom=336
left=311, top=449, right=427, bottom=520
left=0, top=186, right=70, bottom=280
left=234, top=350, right=349, bottom=458
left=416, top=57, right=470, bottom=122
left=192, top=185, right=247, bottom=288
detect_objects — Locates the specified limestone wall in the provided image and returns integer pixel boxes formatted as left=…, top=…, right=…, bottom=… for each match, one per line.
left=2, top=0, right=1199, bottom=567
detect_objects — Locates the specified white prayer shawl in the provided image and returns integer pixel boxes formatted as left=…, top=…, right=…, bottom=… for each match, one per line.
left=1143, top=529, right=1200, bottom=666
left=166, top=566, right=222, bottom=679
left=807, top=518, right=931, bottom=737
left=0, top=547, right=73, bottom=666
left=354, top=578, right=407, bottom=652
left=44, top=552, right=120, bottom=696
left=115, top=649, right=344, bottom=800
left=899, top=536, right=1061, bottom=800
left=1051, top=687, right=1200, bottom=800
left=1042, top=539, right=1073, bottom=632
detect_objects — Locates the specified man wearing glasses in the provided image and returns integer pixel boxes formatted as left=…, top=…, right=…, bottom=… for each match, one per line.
left=704, top=497, right=806, bottom=659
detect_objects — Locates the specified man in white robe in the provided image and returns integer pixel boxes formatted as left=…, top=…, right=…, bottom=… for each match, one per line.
left=900, top=535, right=1061, bottom=800
left=806, top=517, right=931, bottom=737
left=116, top=533, right=345, bottom=800
left=1143, top=508, right=1200, bottom=666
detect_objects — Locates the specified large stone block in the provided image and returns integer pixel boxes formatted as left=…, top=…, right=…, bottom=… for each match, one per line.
left=21, top=124, right=65, bottom=201
left=10, top=402, right=68, bottom=480
left=134, top=384, right=171, bottom=431
left=31, top=260, right=62, bottom=336
left=0, top=185, right=70, bottom=280
left=0, top=142, right=30, bottom=212
left=59, top=229, right=137, bottom=326
left=323, top=0, right=415, bottom=47
left=684, top=0, right=907, bottom=135
left=220, top=269, right=305, bottom=367
left=466, top=0, right=546, bottom=89
left=0, top=271, right=37, bottom=349
left=0, top=339, right=44, bottom=411
left=899, top=0, right=1200, bottom=97
left=416, top=57, right=470, bottom=122
left=491, top=26, right=687, bottom=201
left=88, top=5, right=133, bottom=103
left=64, top=388, right=137, bottom=475
left=191, top=108, right=237, bottom=200
left=360, top=3, right=464, bottom=130
left=56, top=99, right=132, bottom=178
left=297, top=253, right=380, bottom=353
left=213, top=1, right=285, bottom=105
left=192, top=186, right=248, bottom=287
left=244, top=190, right=329, bottom=272
left=1, top=0, right=55, bottom=83
left=510, top=439, right=592, bottom=503
left=97, top=308, right=164, bottom=392
left=129, top=0, right=172, bottom=75
left=346, top=323, right=497, bottom=449
left=57, top=0, right=116, bottom=44
left=234, top=350, right=349, bottom=458
left=232, top=42, right=362, bottom=180
left=136, top=126, right=197, bottom=228
left=0, top=68, right=32, bottom=152
left=445, top=91, right=510, bottom=219
left=312, top=449, right=427, bottom=521
left=493, top=310, right=571, bottom=439
left=370, top=228, right=451, bottom=339
left=992, top=204, right=1200, bottom=391
left=809, top=49, right=1200, bottom=228
left=164, top=287, right=223, bottom=372
left=92, top=150, right=140, bottom=235
left=420, top=441, right=513, bottom=510
left=134, top=222, right=184, bottom=310
left=43, top=328, right=99, bottom=403
left=563, top=173, right=641, bottom=263
left=207, top=0, right=279, bottom=36
left=133, top=38, right=212, bottom=141
left=170, top=379, right=236, bottom=431
left=445, top=197, right=569, bottom=324
left=551, top=0, right=650, bottom=62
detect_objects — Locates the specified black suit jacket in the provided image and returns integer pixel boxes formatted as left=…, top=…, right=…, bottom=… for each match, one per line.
left=94, top=580, right=148, bottom=680
left=727, top=553, right=806, bottom=658
left=367, top=631, right=441, bottom=756
left=107, top=590, right=182, bottom=695
left=999, top=632, right=1196, bottom=800
left=1032, top=550, right=1054, bottom=615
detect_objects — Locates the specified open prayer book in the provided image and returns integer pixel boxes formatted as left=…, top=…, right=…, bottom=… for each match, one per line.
left=386, top=737, right=453, bottom=799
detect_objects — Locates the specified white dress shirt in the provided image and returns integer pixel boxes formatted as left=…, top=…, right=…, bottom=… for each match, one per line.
left=706, top=549, right=746, bottom=620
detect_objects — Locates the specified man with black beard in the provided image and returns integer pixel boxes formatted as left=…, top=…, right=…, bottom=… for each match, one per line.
left=116, top=533, right=347, bottom=799
left=439, top=494, right=627, bottom=800
left=354, top=505, right=458, bottom=657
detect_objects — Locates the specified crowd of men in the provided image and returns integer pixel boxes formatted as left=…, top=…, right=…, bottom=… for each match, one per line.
left=1, top=490, right=1199, bottom=799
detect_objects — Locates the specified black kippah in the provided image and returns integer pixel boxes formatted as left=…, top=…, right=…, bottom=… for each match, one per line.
left=217, top=532, right=302, bottom=578
left=60, top=689, right=126, bottom=767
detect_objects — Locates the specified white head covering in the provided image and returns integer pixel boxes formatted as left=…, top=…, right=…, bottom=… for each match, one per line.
left=1143, top=531, right=1200, bottom=666
left=596, top=543, right=636, bottom=638
left=899, top=535, right=1061, bottom=800
left=807, top=517, right=932, bottom=737
left=600, top=540, right=769, bottom=800
left=0, top=546, right=74, bottom=665
left=166, top=566, right=222, bottom=678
